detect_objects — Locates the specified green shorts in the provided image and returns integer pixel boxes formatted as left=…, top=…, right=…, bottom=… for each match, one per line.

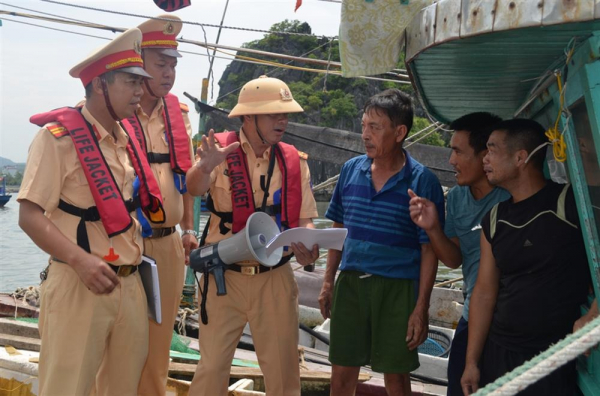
left=328, top=271, right=419, bottom=373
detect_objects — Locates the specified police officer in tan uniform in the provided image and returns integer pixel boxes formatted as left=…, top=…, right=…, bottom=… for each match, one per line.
left=18, top=29, right=162, bottom=395
left=131, top=15, right=198, bottom=395
left=186, top=76, right=320, bottom=396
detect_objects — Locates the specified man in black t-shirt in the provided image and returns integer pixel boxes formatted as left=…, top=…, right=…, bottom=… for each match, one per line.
left=461, top=119, right=597, bottom=395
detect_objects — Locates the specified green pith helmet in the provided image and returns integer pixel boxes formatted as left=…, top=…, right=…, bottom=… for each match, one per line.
left=228, top=76, right=304, bottom=118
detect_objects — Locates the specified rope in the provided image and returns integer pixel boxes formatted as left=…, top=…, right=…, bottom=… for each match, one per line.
left=544, top=71, right=569, bottom=163
left=434, top=277, right=463, bottom=288
left=177, top=307, right=198, bottom=337
left=0, top=377, right=37, bottom=392
left=323, top=37, right=335, bottom=92
left=313, top=174, right=339, bottom=192
left=11, top=286, right=41, bottom=308
left=298, top=347, right=310, bottom=371
left=473, top=314, right=600, bottom=395
left=12, top=294, right=17, bottom=318
left=541, top=40, right=576, bottom=164
left=39, top=0, right=334, bottom=38
left=405, top=123, right=445, bottom=148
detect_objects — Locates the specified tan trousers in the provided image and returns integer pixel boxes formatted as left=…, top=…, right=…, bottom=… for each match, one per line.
left=189, top=263, right=301, bottom=396
left=138, top=232, right=186, bottom=395
left=38, top=260, right=148, bottom=396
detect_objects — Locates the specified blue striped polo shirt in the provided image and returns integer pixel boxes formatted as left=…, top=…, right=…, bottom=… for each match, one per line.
left=326, top=153, right=445, bottom=279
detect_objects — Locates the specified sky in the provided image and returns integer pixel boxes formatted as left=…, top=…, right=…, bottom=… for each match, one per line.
left=0, top=0, right=341, bottom=163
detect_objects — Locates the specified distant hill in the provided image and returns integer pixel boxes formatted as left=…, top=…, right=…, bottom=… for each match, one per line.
left=0, top=157, right=16, bottom=167
left=0, top=157, right=25, bottom=172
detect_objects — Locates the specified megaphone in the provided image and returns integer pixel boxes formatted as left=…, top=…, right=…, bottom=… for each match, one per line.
left=189, top=212, right=283, bottom=296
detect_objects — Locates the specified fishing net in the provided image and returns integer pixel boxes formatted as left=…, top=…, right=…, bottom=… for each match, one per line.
left=418, top=328, right=451, bottom=358
left=170, top=331, right=199, bottom=355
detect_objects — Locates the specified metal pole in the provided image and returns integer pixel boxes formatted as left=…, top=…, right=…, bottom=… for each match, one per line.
left=206, top=0, right=230, bottom=92
left=181, top=79, right=211, bottom=308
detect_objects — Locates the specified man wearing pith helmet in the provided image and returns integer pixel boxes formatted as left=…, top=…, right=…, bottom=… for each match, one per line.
left=186, top=75, right=320, bottom=395
left=18, top=28, right=164, bottom=395
left=130, top=15, right=198, bottom=396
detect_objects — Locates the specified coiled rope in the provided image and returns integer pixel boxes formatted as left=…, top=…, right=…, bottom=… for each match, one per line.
left=474, top=314, right=600, bottom=395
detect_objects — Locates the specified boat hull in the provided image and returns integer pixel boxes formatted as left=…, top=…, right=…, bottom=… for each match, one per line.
left=0, top=195, right=11, bottom=207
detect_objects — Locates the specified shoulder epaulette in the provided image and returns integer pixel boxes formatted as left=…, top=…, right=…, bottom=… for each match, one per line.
left=298, top=150, right=309, bottom=160
left=46, top=123, right=69, bottom=139
left=180, top=102, right=189, bottom=113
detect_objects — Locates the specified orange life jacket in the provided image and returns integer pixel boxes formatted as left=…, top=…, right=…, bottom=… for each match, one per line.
left=122, top=93, right=192, bottom=175
left=30, top=107, right=165, bottom=247
left=210, top=131, right=302, bottom=234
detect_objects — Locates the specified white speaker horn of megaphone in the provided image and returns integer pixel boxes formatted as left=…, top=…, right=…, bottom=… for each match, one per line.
left=217, top=212, right=283, bottom=266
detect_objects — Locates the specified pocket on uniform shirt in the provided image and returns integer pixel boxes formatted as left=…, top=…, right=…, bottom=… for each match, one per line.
left=212, top=175, right=233, bottom=211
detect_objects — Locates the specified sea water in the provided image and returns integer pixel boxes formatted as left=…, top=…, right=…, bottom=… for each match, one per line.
left=0, top=200, right=460, bottom=293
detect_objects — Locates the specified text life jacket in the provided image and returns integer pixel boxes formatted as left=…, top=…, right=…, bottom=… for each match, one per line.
left=122, top=93, right=192, bottom=176
left=30, top=107, right=166, bottom=251
left=209, top=131, right=302, bottom=234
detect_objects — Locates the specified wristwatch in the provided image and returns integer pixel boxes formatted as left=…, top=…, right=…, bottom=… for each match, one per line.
left=181, top=229, right=198, bottom=238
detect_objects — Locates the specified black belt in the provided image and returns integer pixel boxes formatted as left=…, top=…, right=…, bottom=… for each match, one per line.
left=228, top=255, right=290, bottom=275
left=147, top=152, right=170, bottom=164
left=149, top=226, right=176, bottom=239
left=108, top=264, right=138, bottom=277
left=51, top=258, right=138, bottom=277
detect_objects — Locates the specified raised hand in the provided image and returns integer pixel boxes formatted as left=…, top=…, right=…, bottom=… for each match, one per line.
left=408, top=188, right=440, bottom=232
left=195, top=129, right=240, bottom=174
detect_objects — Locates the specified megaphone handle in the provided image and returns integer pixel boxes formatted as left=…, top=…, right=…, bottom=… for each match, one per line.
left=213, top=266, right=228, bottom=296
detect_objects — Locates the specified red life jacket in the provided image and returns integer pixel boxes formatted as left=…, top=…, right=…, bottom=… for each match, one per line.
left=122, top=93, right=192, bottom=175
left=30, top=107, right=166, bottom=240
left=211, top=131, right=302, bottom=233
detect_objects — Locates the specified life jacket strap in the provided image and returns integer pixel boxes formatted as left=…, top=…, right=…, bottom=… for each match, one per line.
left=206, top=194, right=232, bottom=235
left=205, top=193, right=282, bottom=235
left=59, top=198, right=140, bottom=253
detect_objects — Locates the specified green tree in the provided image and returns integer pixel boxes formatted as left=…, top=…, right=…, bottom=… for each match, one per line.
left=4, top=171, right=23, bottom=186
left=408, top=117, right=446, bottom=147
left=214, top=20, right=445, bottom=147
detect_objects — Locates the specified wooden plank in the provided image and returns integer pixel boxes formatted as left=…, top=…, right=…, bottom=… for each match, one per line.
left=169, top=350, right=259, bottom=368
left=0, top=334, right=41, bottom=352
left=0, top=318, right=40, bottom=339
left=169, top=362, right=370, bottom=383
left=166, top=378, right=191, bottom=396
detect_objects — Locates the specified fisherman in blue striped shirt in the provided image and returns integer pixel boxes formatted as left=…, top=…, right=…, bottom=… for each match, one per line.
left=318, top=89, right=445, bottom=395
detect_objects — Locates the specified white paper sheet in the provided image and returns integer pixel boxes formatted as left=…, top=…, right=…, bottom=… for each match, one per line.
left=265, top=228, right=348, bottom=257
left=139, top=255, right=162, bottom=324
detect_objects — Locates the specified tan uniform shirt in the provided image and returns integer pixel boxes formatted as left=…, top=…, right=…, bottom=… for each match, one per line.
left=204, top=128, right=318, bottom=245
left=18, top=106, right=143, bottom=265
left=135, top=100, right=194, bottom=228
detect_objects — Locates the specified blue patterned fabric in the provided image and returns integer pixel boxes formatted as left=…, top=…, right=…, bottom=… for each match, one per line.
left=326, top=153, right=444, bottom=279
